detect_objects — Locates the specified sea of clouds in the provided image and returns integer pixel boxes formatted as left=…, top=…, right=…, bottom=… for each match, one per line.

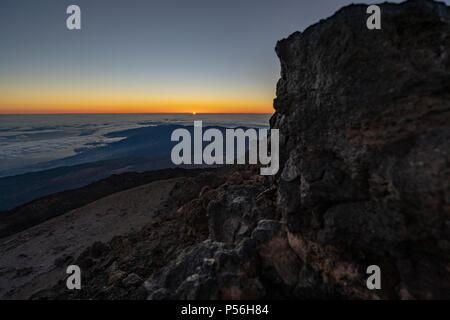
left=0, top=114, right=271, bottom=177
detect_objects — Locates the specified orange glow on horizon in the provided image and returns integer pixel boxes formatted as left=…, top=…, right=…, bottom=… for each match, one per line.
left=0, top=94, right=274, bottom=114
left=0, top=78, right=276, bottom=114
left=0, top=103, right=273, bottom=114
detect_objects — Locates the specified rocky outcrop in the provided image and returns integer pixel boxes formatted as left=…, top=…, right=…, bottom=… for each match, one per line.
left=33, top=166, right=274, bottom=300
left=146, top=0, right=449, bottom=300
left=270, top=0, right=449, bottom=299
left=208, top=184, right=279, bottom=244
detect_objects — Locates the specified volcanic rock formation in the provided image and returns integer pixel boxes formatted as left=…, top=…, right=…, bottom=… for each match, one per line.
left=145, top=0, right=450, bottom=299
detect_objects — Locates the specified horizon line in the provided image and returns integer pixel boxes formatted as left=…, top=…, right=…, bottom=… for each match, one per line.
left=0, top=112, right=274, bottom=115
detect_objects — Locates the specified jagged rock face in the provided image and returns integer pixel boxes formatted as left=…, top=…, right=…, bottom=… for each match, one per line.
left=208, top=184, right=278, bottom=243
left=145, top=220, right=341, bottom=300
left=144, top=239, right=264, bottom=300
left=271, top=0, right=449, bottom=299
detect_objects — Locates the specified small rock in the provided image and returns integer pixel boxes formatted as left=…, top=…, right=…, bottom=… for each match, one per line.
left=106, top=261, right=118, bottom=273
left=227, top=172, right=243, bottom=185
left=108, top=270, right=126, bottom=285
left=122, top=273, right=143, bottom=286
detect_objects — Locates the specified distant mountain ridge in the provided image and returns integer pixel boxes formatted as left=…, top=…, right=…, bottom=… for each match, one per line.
left=0, top=124, right=255, bottom=211
left=0, top=167, right=215, bottom=239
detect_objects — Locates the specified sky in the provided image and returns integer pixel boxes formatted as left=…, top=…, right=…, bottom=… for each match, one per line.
left=0, top=0, right=443, bottom=114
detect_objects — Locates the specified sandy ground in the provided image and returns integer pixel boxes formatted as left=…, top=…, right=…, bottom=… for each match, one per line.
left=0, top=178, right=180, bottom=299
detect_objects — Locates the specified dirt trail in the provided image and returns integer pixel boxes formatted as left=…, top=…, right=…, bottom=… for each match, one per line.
left=0, top=178, right=180, bottom=299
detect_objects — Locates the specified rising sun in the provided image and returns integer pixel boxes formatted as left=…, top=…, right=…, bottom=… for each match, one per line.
left=192, top=112, right=197, bottom=115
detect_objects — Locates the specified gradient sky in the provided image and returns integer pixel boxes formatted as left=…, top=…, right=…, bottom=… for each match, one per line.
left=1, top=0, right=441, bottom=114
